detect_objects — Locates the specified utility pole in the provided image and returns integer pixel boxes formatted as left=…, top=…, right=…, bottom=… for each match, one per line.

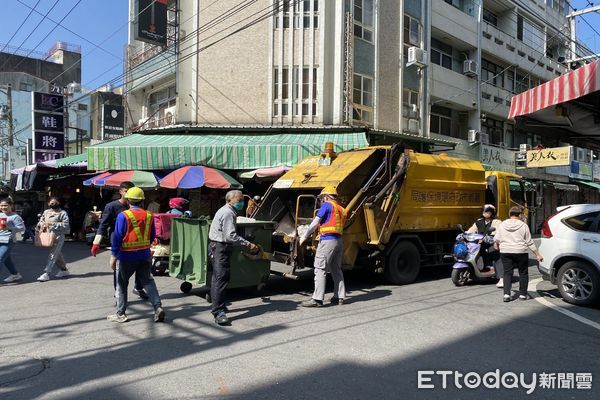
left=566, top=5, right=600, bottom=64
left=419, top=0, right=432, bottom=138
left=7, top=84, right=13, bottom=146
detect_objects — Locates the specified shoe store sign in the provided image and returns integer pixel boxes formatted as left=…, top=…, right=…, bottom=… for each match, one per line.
left=31, top=92, right=65, bottom=163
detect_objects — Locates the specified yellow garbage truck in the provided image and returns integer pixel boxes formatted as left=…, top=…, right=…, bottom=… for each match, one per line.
left=252, top=144, right=529, bottom=284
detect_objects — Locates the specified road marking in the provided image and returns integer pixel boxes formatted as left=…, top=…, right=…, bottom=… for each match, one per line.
left=529, top=278, right=600, bottom=332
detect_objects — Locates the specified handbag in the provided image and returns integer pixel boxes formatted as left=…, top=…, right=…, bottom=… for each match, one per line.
left=35, top=227, right=56, bottom=248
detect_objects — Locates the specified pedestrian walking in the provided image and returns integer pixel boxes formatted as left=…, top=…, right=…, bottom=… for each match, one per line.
left=19, top=201, right=36, bottom=243
left=208, top=190, right=258, bottom=325
left=91, top=181, right=147, bottom=299
left=467, top=204, right=503, bottom=287
left=494, top=206, right=543, bottom=302
left=299, top=186, right=347, bottom=307
left=107, top=187, right=165, bottom=323
left=36, top=198, right=71, bottom=282
left=1, top=198, right=25, bottom=283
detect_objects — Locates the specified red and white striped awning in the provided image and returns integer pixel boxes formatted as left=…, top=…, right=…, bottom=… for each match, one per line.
left=508, top=61, right=600, bottom=119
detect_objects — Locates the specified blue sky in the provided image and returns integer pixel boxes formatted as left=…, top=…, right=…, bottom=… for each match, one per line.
left=0, top=0, right=599, bottom=90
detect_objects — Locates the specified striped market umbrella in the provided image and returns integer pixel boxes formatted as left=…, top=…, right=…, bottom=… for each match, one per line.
left=103, top=170, right=160, bottom=188
left=83, top=171, right=112, bottom=187
left=159, top=166, right=242, bottom=189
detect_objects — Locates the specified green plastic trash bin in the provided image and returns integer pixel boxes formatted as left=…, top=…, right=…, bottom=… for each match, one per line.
left=169, top=218, right=276, bottom=295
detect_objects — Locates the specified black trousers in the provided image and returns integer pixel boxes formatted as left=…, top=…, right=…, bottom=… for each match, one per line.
left=209, top=241, right=233, bottom=316
left=500, top=253, right=529, bottom=296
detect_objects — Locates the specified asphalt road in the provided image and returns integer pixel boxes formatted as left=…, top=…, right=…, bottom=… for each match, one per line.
left=1, top=242, right=599, bottom=400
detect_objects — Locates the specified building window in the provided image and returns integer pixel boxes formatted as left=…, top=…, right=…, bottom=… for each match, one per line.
left=517, top=14, right=544, bottom=50
left=403, top=14, right=421, bottom=60
left=431, top=38, right=453, bottom=70
left=77, top=103, right=88, bottom=111
left=274, top=0, right=318, bottom=29
left=547, top=0, right=567, bottom=16
left=444, top=0, right=475, bottom=17
left=148, top=84, right=176, bottom=126
left=402, top=89, right=419, bottom=118
left=481, top=117, right=504, bottom=145
left=430, top=105, right=452, bottom=136
left=19, top=82, right=33, bottom=92
left=274, top=66, right=317, bottom=116
left=482, top=9, right=497, bottom=26
left=353, top=73, right=373, bottom=124
left=354, top=0, right=374, bottom=42
left=481, top=58, right=504, bottom=88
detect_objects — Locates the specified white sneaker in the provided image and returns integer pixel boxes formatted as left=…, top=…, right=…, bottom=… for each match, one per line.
left=37, top=272, right=50, bottom=282
left=496, top=279, right=504, bottom=288
left=3, top=273, right=22, bottom=283
left=55, top=269, right=70, bottom=278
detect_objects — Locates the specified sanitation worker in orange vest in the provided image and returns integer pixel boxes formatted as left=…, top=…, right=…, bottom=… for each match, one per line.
left=107, top=187, right=165, bottom=323
left=299, top=186, right=347, bottom=307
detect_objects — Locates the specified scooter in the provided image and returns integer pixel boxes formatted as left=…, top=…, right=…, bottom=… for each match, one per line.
left=450, top=224, right=497, bottom=286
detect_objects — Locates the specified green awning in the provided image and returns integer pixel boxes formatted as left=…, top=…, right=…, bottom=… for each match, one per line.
left=576, top=180, right=600, bottom=191
left=87, top=132, right=369, bottom=171
left=55, top=153, right=87, bottom=167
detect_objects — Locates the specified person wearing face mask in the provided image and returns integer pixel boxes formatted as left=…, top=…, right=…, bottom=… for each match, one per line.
left=299, top=186, right=347, bottom=307
left=208, top=190, right=259, bottom=325
left=36, top=197, right=71, bottom=282
left=466, top=204, right=503, bottom=288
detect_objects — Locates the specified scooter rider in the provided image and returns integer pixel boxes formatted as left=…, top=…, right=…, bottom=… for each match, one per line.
left=467, top=204, right=503, bottom=288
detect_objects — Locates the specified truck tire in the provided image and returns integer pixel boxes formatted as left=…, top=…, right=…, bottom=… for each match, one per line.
left=385, top=241, right=421, bottom=284
left=557, top=261, right=600, bottom=306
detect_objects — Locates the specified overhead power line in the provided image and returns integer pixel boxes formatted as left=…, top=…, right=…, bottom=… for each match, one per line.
left=0, top=0, right=43, bottom=55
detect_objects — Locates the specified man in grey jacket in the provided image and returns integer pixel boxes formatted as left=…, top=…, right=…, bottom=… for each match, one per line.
left=494, top=206, right=543, bottom=302
left=208, top=190, right=258, bottom=325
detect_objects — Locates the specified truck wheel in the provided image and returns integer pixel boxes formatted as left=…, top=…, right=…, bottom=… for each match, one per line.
left=385, top=241, right=421, bottom=284
left=557, top=261, right=600, bottom=306
left=180, top=281, right=192, bottom=294
left=451, top=268, right=471, bottom=286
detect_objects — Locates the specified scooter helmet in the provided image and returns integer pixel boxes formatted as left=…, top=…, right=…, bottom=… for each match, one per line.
left=453, top=243, right=469, bottom=259
left=482, top=204, right=497, bottom=216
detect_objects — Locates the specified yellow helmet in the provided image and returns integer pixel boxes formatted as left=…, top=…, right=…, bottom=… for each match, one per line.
left=320, top=185, right=338, bottom=197
left=125, top=187, right=145, bottom=201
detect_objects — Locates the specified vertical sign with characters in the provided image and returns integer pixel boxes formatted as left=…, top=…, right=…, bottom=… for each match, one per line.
left=31, top=92, right=65, bottom=162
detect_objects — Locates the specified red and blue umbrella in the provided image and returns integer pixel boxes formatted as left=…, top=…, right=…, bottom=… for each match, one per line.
left=83, top=172, right=112, bottom=187
left=160, top=166, right=242, bottom=189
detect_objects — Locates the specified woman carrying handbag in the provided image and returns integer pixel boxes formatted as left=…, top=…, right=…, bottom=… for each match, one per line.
left=36, top=197, right=71, bottom=282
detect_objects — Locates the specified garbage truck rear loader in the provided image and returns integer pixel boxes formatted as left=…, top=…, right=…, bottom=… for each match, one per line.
left=252, top=144, right=527, bottom=284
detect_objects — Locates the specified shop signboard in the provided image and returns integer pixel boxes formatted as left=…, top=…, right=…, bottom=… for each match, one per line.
left=135, top=0, right=169, bottom=46
left=480, top=145, right=517, bottom=173
left=570, top=160, right=593, bottom=181
left=526, top=146, right=571, bottom=168
left=31, top=92, right=64, bottom=163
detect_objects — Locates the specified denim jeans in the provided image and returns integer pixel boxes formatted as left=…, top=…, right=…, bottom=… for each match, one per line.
left=0, top=242, right=17, bottom=275
left=115, top=258, right=162, bottom=314
left=44, top=234, right=67, bottom=274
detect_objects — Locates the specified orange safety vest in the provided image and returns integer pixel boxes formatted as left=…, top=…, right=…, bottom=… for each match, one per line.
left=120, top=208, right=153, bottom=251
left=319, top=200, right=347, bottom=235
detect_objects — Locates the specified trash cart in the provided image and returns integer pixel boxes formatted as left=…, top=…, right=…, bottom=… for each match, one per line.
left=169, top=217, right=276, bottom=298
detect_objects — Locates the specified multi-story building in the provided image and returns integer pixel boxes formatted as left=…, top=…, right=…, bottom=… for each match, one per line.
left=0, top=42, right=87, bottom=175
left=126, top=1, right=585, bottom=142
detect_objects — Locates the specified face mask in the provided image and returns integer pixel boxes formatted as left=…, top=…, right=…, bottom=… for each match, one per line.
left=233, top=201, right=244, bottom=211
left=49, top=204, right=60, bottom=209
left=482, top=212, right=492, bottom=219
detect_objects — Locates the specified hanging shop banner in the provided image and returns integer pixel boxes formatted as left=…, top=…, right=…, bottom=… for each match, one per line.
left=594, top=162, right=600, bottom=181
left=31, top=91, right=65, bottom=162
left=480, top=145, right=517, bottom=174
left=135, top=0, right=169, bottom=46
left=102, top=104, right=125, bottom=140
left=526, top=146, right=571, bottom=168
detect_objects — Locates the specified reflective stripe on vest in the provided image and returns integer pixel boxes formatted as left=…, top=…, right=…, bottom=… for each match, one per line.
left=120, top=209, right=152, bottom=251
left=319, top=200, right=346, bottom=235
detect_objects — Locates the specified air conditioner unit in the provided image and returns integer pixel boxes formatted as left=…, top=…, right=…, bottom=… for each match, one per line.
left=164, top=106, right=176, bottom=125
left=463, top=60, right=477, bottom=77
left=515, top=152, right=527, bottom=162
left=519, top=143, right=532, bottom=153
left=575, top=147, right=592, bottom=162
left=407, top=119, right=420, bottom=133
left=148, top=117, right=157, bottom=129
left=468, top=130, right=489, bottom=144
left=138, top=118, right=147, bottom=129
left=407, top=47, right=426, bottom=68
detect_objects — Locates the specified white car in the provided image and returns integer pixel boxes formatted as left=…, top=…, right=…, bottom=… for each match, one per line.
left=537, top=204, right=600, bottom=306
